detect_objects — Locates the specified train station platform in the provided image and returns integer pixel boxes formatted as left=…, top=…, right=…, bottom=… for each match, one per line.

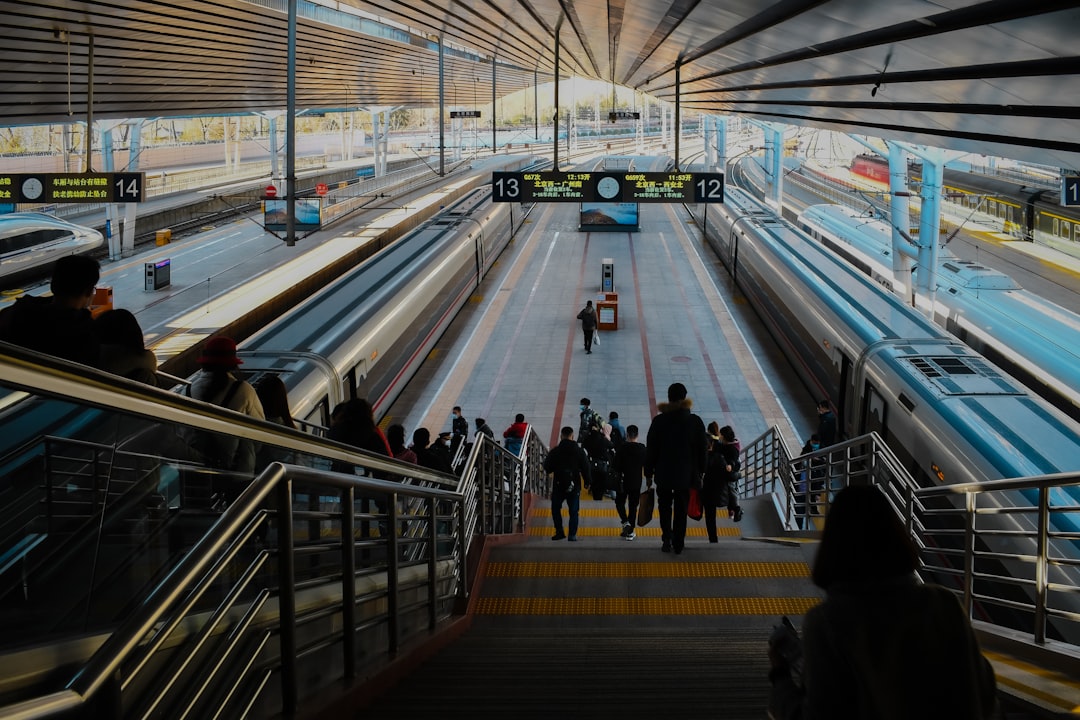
left=367, top=195, right=1079, bottom=718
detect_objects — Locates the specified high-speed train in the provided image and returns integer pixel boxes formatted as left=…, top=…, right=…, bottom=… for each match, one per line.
left=0, top=213, right=104, bottom=288
left=235, top=183, right=527, bottom=429
left=796, top=203, right=1080, bottom=424
left=706, top=185, right=1080, bottom=487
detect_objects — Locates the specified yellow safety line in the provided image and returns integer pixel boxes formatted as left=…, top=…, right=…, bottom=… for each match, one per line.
left=485, top=561, right=810, bottom=578
left=528, top=526, right=741, bottom=537
left=534, top=507, right=737, bottom=518
left=984, top=650, right=1080, bottom=712
left=474, top=596, right=821, bottom=615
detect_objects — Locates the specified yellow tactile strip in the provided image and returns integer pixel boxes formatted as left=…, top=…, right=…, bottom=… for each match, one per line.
left=984, top=650, right=1080, bottom=712
left=527, top=526, right=741, bottom=537
left=534, top=508, right=736, bottom=518
left=474, top=596, right=821, bottom=615
left=485, top=562, right=810, bottom=578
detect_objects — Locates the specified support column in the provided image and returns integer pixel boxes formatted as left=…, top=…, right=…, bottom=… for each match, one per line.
left=492, top=58, right=497, bottom=154
left=887, top=143, right=914, bottom=284
left=122, top=119, right=143, bottom=256
left=100, top=123, right=120, bottom=260
left=674, top=64, right=681, bottom=171
left=553, top=28, right=560, bottom=170
left=438, top=38, right=446, bottom=176
left=285, top=0, right=298, bottom=246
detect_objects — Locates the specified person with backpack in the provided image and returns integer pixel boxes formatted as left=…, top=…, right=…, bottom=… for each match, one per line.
left=578, top=397, right=603, bottom=443
left=185, top=336, right=265, bottom=474
left=543, top=426, right=591, bottom=541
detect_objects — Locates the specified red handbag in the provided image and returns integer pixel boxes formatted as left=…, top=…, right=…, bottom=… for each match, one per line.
left=687, top=487, right=703, bottom=521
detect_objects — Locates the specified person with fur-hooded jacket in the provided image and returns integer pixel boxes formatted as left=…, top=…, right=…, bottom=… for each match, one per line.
left=644, top=382, right=708, bottom=554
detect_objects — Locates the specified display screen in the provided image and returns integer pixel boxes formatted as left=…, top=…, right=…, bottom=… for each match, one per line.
left=264, top=198, right=323, bottom=231
left=0, top=172, right=145, bottom=203
left=580, top=202, right=639, bottom=230
left=492, top=171, right=723, bottom=203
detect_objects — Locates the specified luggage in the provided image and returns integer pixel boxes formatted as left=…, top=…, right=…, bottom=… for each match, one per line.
left=637, top=485, right=656, bottom=526
left=688, top=487, right=703, bottom=521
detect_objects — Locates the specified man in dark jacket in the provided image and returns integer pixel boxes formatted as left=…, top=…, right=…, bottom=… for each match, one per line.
left=816, top=400, right=837, bottom=447
left=576, top=300, right=597, bottom=354
left=0, top=255, right=100, bottom=367
left=614, top=424, right=647, bottom=540
left=543, top=426, right=591, bottom=541
left=644, top=383, right=707, bottom=554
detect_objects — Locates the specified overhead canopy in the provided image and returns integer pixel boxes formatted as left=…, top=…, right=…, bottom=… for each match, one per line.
left=1, top=0, right=1078, bottom=168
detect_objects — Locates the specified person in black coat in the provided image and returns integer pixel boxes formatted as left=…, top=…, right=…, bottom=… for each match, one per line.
left=543, top=426, right=591, bottom=541
left=644, top=383, right=708, bottom=554
left=614, top=424, right=647, bottom=539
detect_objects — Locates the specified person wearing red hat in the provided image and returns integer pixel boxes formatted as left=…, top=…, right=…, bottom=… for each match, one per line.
left=185, top=335, right=265, bottom=474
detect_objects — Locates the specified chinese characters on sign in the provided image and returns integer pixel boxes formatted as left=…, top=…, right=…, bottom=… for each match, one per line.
left=491, top=171, right=724, bottom=203
left=0, top=173, right=145, bottom=203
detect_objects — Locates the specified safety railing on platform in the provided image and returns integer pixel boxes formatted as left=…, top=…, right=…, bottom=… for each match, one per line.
left=740, top=424, right=1080, bottom=656
left=0, top=343, right=550, bottom=718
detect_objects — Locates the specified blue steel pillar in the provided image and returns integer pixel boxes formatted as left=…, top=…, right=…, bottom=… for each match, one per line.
left=100, top=124, right=122, bottom=261
left=887, top=143, right=914, bottom=284
left=717, top=117, right=728, bottom=173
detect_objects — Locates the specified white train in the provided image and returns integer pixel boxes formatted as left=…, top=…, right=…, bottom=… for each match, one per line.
left=237, top=183, right=527, bottom=429
left=796, top=203, right=1080, bottom=423
left=706, top=186, right=1080, bottom=488
left=0, top=213, right=104, bottom=287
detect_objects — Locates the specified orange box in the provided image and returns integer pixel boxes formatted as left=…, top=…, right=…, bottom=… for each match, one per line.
left=89, top=285, right=114, bottom=318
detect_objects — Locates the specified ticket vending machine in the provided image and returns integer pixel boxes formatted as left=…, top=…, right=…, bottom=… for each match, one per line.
left=601, top=258, right=614, bottom=293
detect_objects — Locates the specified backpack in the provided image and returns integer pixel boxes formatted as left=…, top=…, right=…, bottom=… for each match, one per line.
left=184, top=380, right=243, bottom=469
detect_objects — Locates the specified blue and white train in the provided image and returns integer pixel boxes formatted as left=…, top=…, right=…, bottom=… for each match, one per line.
left=706, top=186, right=1080, bottom=488
left=796, top=203, right=1080, bottom=424
left=0, top=213, right=104, bottom=288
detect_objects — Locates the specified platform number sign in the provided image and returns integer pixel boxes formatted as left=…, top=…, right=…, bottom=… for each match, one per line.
left=0, top=172, right=145, bottom=203
left=694, top=173, right=725, bottom=203
left=1063, top=176, right=1080, bottom=207
left=492, top=172, right=522, bottom=202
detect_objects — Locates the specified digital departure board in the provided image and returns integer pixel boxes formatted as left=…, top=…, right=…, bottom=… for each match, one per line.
left=491, top=171, right=724, bottom=203
left=0, top=172, right=145, bottom=203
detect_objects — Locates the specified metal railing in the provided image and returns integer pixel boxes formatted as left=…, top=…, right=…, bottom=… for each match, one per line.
left=740, top=425, right=1080, bottom=654
left=0, top=345, right=550, bottom=718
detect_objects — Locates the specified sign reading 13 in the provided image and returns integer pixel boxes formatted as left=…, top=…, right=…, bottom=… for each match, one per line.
left=492, top=173, right=522, bottom=202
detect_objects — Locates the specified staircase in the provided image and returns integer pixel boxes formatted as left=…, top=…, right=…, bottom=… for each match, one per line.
left=358, top=496, right=821, bottom=719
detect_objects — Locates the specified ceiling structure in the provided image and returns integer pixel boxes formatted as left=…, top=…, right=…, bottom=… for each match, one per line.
left=1, top=0, right=1079, bottom=169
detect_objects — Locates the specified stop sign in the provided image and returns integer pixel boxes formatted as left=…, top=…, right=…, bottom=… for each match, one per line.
left=265, top=185, right=278, bottom=199
left=316, top=183, right=328, bottom=196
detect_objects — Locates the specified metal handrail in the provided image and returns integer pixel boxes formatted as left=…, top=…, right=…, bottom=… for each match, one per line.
left=740, top=423, right=1080, bottom=655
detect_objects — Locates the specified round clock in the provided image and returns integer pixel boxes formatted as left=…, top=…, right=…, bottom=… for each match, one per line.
left=21, top=177, right=44, bottom=201
left=596, top=175, right=621, bottom=201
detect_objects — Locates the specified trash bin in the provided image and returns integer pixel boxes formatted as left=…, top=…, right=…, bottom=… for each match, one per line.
left=145, top=259, right=171, bottom=291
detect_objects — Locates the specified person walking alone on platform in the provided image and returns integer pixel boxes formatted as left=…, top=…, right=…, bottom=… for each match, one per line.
left=577, top=300, right=598, bottom=354
left=543, top=426, right=591, bottom=541
left=645, top=382, right=708, bottom=554
left=614, top=424, right=646, bottom=540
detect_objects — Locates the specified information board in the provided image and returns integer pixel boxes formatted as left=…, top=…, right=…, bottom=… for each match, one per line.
left=492, top=171, right=724, bottom=203
left=1063, top=176, right=1080, bottom=207
left=450, top=110, right=481, bottom=118
left=0, top=172, right=145, bottom=203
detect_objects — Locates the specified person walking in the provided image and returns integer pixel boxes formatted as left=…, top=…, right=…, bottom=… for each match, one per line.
left=503, top=413, right=528, bottom=456
left=767, top=484, right=998, bottom=719
left=543, top=426, right=591, bottom=542
left=387, top=424, right=417, bottom=464
left=607, top=411, right=625, bottom=446
left=816, top=400, right=837, bottom=447
left=474, top=417, right=494, bottom=440
left=644, top=382, right=707, bottom=554
left=576, top=300, right=598, bottom=354
left=703, top=423, right=743, bottom=539
left=614, top=424, right=646, bottom=540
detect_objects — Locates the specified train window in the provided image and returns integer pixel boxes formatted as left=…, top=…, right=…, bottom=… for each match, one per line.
left=1061, top=221, right=1071, bottom=240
